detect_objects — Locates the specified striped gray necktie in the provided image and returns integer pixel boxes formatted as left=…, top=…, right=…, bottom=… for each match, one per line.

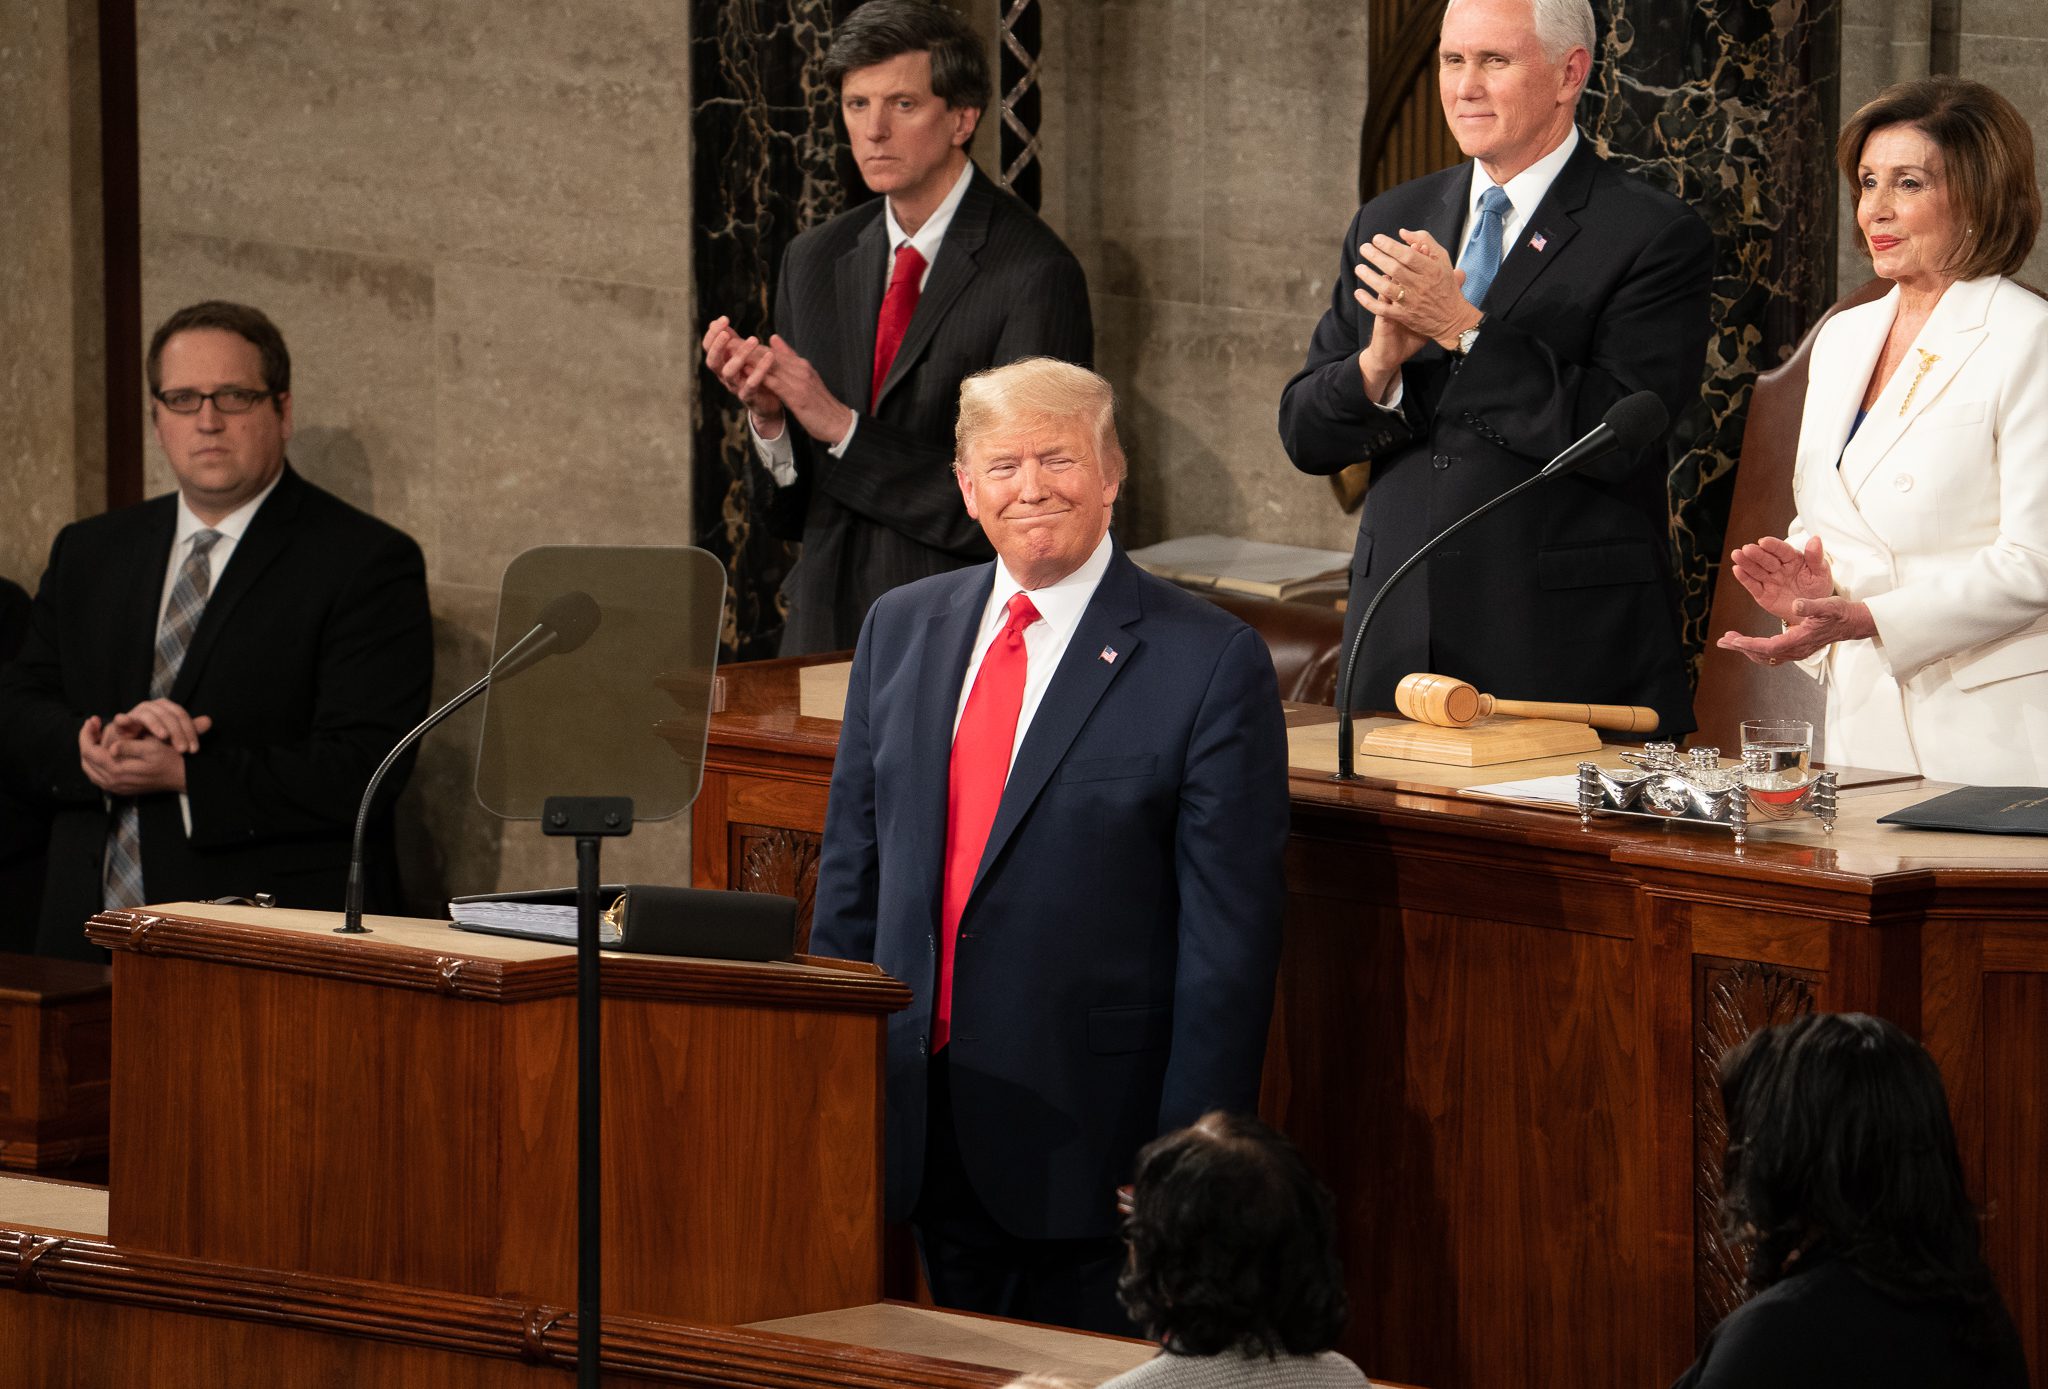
left=1458, top=184, right=1513, bottom=308
left=102, top=528, right=224, bottom=909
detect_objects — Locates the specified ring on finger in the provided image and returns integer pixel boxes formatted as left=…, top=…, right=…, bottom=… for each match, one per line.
left=1395, top=285, right=1407, bottom=304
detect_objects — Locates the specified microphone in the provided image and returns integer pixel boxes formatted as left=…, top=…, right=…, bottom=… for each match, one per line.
left=1540, top=390, right=1669, bottom=478
left=337, top=591, right=604, bottom=933
left=1332, top=390, right=1670, bottom=780
left=491, top=589, right=602, bottom=680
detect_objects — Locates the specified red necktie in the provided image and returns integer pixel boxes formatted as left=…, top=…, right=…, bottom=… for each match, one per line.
left=871, top=242, right=927, bottom=410
left=935, top=592, right=1040, bottom=1051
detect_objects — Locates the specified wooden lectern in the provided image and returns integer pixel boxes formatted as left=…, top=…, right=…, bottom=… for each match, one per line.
left=87, top=902, right=909, bottom=1326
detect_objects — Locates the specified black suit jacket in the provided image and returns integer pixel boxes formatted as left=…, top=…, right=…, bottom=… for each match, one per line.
left=1279, top=138, right=1710, bottom=736
left=0, top=577, right=47, bottom=955
left=808, top=545, right=1290, bottom=1241
left=0, top=465, right=433, bottom=958
left=1670, top=1255, right=2028, bottom=1389
left=771, top=164, right=1093, bottom=655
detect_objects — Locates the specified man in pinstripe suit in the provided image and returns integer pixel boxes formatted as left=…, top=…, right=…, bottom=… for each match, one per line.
left=702, top=0, right=1093, bottom=655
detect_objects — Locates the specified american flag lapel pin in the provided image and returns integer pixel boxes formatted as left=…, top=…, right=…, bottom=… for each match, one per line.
left=1099, top=645, right=1118, bottom=664
left=1529, top=231, right=1548, bottom=253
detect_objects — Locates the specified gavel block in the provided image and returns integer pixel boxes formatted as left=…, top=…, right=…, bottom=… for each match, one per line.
left=1355, top=672, right=1655, bottom=767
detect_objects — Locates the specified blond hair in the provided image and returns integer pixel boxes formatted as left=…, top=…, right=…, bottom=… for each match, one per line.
left=954, top=357, right=1126, bottom=482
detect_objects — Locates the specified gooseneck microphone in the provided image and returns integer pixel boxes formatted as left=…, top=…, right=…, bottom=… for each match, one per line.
left=337, top=590, right=603, bottom=933
left=1332, top=389, right=1671, bottom=780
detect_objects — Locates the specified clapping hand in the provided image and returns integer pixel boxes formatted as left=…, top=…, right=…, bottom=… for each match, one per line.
left=1716, top=536, right=1874, bottom=665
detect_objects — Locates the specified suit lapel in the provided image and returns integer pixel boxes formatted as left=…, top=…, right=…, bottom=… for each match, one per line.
left=874, top=168, right=992, bottom=413
left=1479, top=139, right=1591, bottom=320
left=837, top=214, right=891, bottom=410
left=1841, top=277, right=1993, bottom=500
left=969, top=547, right=1143, bottom=902
left=912, top=566, right=995, bottom=901
left=119, top=503, right=178, bottom=701
left=169, top=466, right=302, bottom=704
left=1423, top=165, right=1468, bottom=260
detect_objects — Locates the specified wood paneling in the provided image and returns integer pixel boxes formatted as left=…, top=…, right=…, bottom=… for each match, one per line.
left=0, top=955, right=111, bottom=1173
left=97, top=908, right=905, bottom=1327
left=1983, top=974, right=2048, bottom=1379
left=0, top=1229, right=1012, bottom=1388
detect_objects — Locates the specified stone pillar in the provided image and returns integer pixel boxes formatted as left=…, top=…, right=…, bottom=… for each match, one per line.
left=0, top=0, right=107, bottom=585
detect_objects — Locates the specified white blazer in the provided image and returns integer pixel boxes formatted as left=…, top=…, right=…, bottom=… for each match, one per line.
left=1789, top=274, right=2048, bottom=783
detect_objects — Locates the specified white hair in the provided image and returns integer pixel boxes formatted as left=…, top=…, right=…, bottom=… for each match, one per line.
left=1444, top=0, right=1597, bottom=66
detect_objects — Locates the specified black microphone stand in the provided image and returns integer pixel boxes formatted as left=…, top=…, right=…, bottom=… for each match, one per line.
left=540, top=794, right=632, bottom=1389
left=337, top=667, right=494, bottom=934
left=337, top=610, right=582, bottom=934
left=1333, top=468, right=1556, bottom=781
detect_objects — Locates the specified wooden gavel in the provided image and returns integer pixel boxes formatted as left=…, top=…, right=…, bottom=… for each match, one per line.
left=1393, top=672, right=1660, bottom=734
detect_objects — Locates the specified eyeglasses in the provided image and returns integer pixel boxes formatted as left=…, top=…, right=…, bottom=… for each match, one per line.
left=154, top=387, right=277, bottom=415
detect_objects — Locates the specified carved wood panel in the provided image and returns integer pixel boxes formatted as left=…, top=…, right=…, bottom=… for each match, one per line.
left=733, top=824, right=821, bottom=953
left=1692, top=956, right=1817, bottom=1341
left=1360, top=0, right=1462, bottom=201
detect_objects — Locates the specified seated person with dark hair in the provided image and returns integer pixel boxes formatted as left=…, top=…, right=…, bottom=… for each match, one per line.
left=1106, top=1112, right=1369, bottom=1389
left=1675, top=1012, right=2029, bottom=1389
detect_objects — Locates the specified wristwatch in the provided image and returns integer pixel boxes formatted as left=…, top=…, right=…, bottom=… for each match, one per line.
left=1454, top=322, right=1483, bottom=357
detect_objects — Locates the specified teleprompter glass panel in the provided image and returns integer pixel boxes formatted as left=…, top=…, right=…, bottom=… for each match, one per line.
left=474, top=545, right=725, bottom=822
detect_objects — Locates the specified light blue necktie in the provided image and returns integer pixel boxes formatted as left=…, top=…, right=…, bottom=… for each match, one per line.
left=1458, top=185, right=1513, bottom=309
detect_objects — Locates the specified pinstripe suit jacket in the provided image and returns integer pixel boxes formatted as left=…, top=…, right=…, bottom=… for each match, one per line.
left=771, top=164, right=1093, bottom=655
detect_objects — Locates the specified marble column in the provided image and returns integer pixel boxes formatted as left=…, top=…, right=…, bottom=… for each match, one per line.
left=689, top=0, right=863, bottom=658
left=1582, top=0, right=1842, bottom=675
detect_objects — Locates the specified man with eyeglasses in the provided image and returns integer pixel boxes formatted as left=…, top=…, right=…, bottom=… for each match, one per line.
left=0, top=300, right=432, bottom=958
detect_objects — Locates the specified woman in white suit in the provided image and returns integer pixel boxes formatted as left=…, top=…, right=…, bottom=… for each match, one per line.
left=1719, top=77, right=2048, bottom=784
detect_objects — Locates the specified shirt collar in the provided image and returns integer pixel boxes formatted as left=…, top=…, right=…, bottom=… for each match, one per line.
left=175, top=464, right=283, bottom=546
left=884, top=158, right=976, bottom=267
left=983, top=530, right=1114, bottom=640
left=1466, top=124, right=1578, bottom=232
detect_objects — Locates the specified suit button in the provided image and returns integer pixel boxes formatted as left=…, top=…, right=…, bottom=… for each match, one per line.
left=1432, top=454, right=1450, bottom=470
left=918, top=1036, right=928, bottom=1057
left=1894, top=473, right=1913, bottom=492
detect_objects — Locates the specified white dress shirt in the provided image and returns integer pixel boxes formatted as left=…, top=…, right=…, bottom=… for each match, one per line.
left=754, top=157, right=979, bottom=484
left=951, top=531, right=1114, bottom=770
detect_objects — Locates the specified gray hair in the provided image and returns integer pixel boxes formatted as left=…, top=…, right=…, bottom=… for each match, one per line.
left=1444, top=0, right=1597, bottom=68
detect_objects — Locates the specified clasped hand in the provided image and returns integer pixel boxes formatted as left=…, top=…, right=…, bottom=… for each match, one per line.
left=1351, top=229, right=1482, bottom=400
left=78, top=699, right=211, bottom=795
left=701, top=316, right=855, bottom=446
left=1715, top=535, right=1877, bottom=665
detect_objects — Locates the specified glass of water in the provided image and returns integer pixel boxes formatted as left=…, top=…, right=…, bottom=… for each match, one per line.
left=1741, top=719, right=1813, bottom=794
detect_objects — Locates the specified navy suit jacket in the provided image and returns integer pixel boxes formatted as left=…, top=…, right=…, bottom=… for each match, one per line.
left=809, top=544, right=1289, bottom=1240
left=1279, top=138, right=1710, bottom=736
left=0, top=465, right=433, bottom=957
left=770, top=164, right=1093, bottom=655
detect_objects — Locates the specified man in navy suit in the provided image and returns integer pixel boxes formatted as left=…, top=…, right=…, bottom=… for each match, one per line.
left=701, top=0, right=1092, bottom=656
left=1279, top=0, right=1709, bottom=736
left=809, top=358, right=1290, bottom=1333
